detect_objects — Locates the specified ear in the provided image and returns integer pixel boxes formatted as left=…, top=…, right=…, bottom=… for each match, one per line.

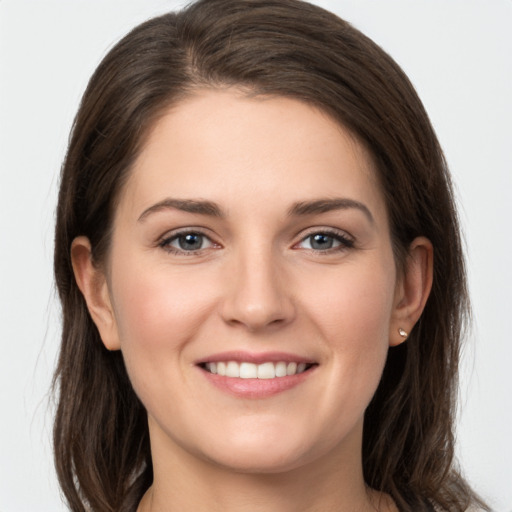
left=71, top=236, right=121, bottom=351
left=389, top=236, right=433, bottom=346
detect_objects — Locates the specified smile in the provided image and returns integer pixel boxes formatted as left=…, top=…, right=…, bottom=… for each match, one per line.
left=202, top=361, right=312, bottom=379
left=196, top=352, right=317, bottom=398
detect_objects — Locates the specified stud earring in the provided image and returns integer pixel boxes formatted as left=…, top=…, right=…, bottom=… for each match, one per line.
left=398, top=327, right=408, bottom=339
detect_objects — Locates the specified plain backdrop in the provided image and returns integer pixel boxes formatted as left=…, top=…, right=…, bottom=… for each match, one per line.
left=1, top=1, right=511, bottom=510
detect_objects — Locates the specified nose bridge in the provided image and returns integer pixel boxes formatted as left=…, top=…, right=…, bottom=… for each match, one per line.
left=221, top=238, right=294, bottom=331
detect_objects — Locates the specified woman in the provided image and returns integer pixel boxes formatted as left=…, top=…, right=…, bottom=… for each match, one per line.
left=53, top=0, right=488, bottom=510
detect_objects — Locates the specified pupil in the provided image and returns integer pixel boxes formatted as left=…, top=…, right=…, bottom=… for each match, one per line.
left=179, top=233, right=202, bottom=250
left=311, top=234, right=333, bottom=250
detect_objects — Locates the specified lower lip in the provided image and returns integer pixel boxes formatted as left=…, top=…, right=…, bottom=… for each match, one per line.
left=199, top=367, right=315, bottom=399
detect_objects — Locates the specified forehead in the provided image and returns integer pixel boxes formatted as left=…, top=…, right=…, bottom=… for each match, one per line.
left=118, top=89, right=386, bottom=222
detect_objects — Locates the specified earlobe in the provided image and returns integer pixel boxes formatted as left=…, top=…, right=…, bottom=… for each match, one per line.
left=389, top=236, right=433, bottom=346
left=71, top=236, right=121, bottom=351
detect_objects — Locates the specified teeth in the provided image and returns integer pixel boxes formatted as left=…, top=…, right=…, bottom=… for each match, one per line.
left=257, top=362, right=275, bottom=379
left=275, top=362, right=287, bottom=377
left=205, top=361, right=310, bottom=379
left=217, top=362, right=226, bottom=376
left=286, top=362, right=297, bottom=376
left=226, top=361, right=239, bottom=378
left=239, top=362, right=258, bottom=378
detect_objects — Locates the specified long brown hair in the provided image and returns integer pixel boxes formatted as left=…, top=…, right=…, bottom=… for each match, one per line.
left=53, top=1, right=488, bottom=510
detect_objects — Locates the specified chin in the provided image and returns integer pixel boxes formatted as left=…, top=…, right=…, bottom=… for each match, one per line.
left=202, top=446, right=313, bottom=475
left=191, top=424, right=331, bottom=475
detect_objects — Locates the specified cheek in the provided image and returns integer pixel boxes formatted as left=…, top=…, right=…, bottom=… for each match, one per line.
left=108, top=260, right=220, bottom=409
left=306, top=258, right=396, bottom=346
left=301, top=257, right=396, bottom=407
left=109, top=257, right=215, bottom=349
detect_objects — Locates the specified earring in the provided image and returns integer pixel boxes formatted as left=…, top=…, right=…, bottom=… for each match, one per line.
left=398, top=327, right=408, bottom=340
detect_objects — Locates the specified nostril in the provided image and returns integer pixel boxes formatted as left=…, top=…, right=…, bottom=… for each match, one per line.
left=219, top=265, right=296, bottom=330
left=222, top=303, right=292, bottom=331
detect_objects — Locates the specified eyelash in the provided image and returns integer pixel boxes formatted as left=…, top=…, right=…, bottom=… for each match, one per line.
left=158, top=228, right=354, bottom=256
left=158, top=229, right=217, bottom=256
left=294, top=229, right=354, bottom=253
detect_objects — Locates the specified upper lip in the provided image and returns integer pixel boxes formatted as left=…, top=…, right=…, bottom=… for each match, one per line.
left=196, top=351, right=316, bottom=365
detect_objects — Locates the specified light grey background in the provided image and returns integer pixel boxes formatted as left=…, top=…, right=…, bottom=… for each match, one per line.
left=1, top=1, right=510, bottom=510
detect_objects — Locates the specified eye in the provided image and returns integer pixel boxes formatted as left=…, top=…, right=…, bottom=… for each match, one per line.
left=296, top=231, right=354, bottom=252
left=160, top=231, right=216, bottom=254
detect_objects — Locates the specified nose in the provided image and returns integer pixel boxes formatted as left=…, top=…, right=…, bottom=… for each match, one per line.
left=220, top=246, right=295, bottom=332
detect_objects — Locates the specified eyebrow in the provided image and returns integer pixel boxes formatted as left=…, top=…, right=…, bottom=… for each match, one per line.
left=137, top=196, right=374, bottom=224
left=288, top=198, right=374, bottom=224
left=138, top=198, right=224, bottom=222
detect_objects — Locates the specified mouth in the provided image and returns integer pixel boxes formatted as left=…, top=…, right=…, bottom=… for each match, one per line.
left=199, top=360, right=315, bottom=379
left=196, top=352, right=317, bottom=398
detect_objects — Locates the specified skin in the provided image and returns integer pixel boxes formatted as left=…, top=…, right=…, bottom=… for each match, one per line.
left=72, top=89, right=432, bottom=512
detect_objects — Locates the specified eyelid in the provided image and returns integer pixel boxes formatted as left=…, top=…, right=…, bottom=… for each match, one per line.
left=293, top=227, right=355, bottom=251
left=155, top=226, right=354, bottom=255
left=157, top=227, right=221, bottom=255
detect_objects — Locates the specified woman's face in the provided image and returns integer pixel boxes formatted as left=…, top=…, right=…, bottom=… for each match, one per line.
left=101, top=90, right=403, bottom=473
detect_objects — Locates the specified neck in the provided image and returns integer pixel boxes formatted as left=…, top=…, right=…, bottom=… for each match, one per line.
left=138, top=420, right=396, bottom=512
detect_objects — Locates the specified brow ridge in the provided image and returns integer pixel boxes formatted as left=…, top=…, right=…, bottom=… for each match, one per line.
left=138, top=196, right=373, bottom=224
left=138, top=198, right=223, bottom=222
left=288, top=198, right=374, bottom=223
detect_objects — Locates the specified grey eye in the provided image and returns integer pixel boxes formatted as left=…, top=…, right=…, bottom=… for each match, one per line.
left=300, top=233, right=341, bottom=250
left=175, top=233, right=206, bottom=250
left=309, top=233, right=336, bottom=250
left=296, top=230, right=354, bottom=252
left=164, top=232, right=214, bottom=252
